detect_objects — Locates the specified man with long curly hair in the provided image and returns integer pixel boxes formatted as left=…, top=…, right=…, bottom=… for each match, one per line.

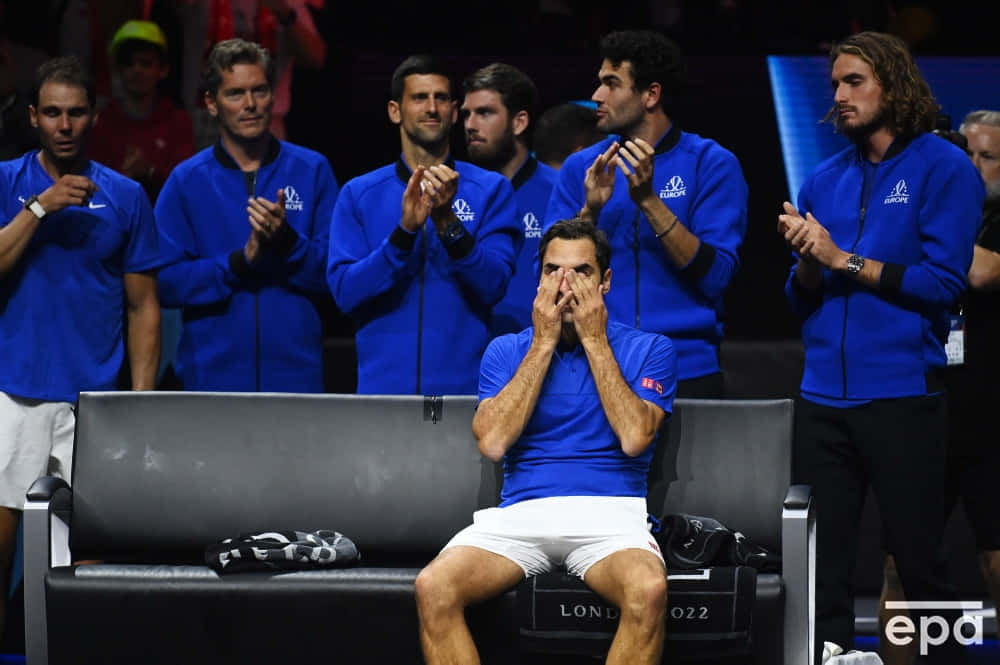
left=777, top=31, right=984, bottom=664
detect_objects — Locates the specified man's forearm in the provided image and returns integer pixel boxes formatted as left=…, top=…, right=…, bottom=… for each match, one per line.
left=581, top=336, right=661, bottom=457
left=968, top=245, right=1000, bottom=291
left=127, top=301, right=161, bottom=390
left=638, top=196, right=699, bottom=267
left=0, top=209, right=43, bottom=278
left=473, top=341, right=555, bottom=462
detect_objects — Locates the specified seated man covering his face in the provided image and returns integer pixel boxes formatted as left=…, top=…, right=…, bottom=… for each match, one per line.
left=415, top=218, right=677, bottom=665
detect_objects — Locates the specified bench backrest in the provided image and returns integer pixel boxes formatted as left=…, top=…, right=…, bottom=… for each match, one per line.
left=649, top=398, right=794, bottom=554
left=69, top=393, right=792, bottom=562
left=70, top=392, right=496, bottom=563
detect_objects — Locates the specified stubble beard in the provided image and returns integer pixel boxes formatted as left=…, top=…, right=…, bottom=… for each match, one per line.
left=838, top=104, right=889, bottom=143
left=467, top=128, right=517, bottom=172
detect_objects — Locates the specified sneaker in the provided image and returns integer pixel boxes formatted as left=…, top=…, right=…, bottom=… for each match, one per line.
left=821, top=642, right=844, bottom=664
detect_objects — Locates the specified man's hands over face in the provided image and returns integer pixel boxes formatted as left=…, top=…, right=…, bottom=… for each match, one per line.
left=531, top=267, right=608, bottom=349
left=532, top=267, right=572, bottom=349
left=565, top=268, right=608, bottom=345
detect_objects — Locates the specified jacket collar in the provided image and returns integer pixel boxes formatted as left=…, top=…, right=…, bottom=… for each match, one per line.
left=213, top=134, right=281, bottom=170
left=855, top=133, right=915, bottom=164
left=511, top=155, right=539, bottom=190
left=619, top=124, right=681, bottom=156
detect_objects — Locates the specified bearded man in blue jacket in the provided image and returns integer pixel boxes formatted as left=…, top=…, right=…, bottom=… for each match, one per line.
left=778, top=31, right=983, bottom=664
left=155, top=38, right=339, bottom=392
left=545, top=30, right=747, bottom=398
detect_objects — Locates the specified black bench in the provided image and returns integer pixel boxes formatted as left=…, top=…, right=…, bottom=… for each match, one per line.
left=23, top=392, right=812, bottom=664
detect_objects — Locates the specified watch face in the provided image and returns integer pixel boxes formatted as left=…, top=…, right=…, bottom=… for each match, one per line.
left=847, top=254, right=864, bottom=273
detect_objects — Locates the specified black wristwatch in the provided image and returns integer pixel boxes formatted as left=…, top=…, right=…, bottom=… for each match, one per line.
left=846, top=253, right=865, bottom=274
left=440, top=220, right=467, bottom=243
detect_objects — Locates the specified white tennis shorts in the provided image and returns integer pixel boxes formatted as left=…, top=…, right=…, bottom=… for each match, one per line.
left=443, top=495, right=664, bottom=578
left=0, top=392, right=75, bottom=510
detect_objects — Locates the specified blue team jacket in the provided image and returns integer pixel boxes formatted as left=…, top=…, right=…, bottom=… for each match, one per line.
left=156, top=138, right=340, bottom=392
left=786, top=133, right=984, bottom=400
left=328, top=157, right=521, bottom=395
left=545, top=127, right=747, bottom=382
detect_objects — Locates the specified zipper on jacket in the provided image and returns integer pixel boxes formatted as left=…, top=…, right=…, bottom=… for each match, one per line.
left=244, top=170, right=261, bottom=391
left=416, top=225, right=427, bottom=395
left=632, top=210, right=641, bottom=329
left=840, top=164, right=876, bottom=398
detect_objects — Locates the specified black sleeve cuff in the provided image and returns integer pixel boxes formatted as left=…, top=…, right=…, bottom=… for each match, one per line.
left=443, top=232, right=475, bottom=260
left=879, top=262, right=905, bottom=296
left=679, top=241, right=716, bottom=283
left=268, top=222, right=299, bottom=256
left=978, top=222, right=1000, bottom=252
left=229, top=249, right=253, bottom=280
left=389, top=225, right=417, bottom=251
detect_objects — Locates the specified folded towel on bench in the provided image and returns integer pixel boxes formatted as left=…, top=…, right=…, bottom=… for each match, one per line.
left=206, top=530, right=360, bottom=573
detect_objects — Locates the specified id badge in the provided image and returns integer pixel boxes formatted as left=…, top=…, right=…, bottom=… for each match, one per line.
left=945, top=313, right=965, bottom=366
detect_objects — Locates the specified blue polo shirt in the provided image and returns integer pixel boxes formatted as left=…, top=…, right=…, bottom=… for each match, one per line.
left=0, top=152, right=162, bottom=402
left=480, top=320, right=676, bottom=507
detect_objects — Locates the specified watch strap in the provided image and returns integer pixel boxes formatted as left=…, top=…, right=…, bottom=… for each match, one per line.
left=439, top=221, right=474, bottom=260
left=25, top=195, right=47, bottom=220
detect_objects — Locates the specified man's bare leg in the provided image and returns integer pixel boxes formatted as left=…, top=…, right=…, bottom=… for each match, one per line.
left=0, top=507, right=20, bottom=640
left=415, top=545, right=525, bottom=665
left=584, top=548, right=667, bottom=665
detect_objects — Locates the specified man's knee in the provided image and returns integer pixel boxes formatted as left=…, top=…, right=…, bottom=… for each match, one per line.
left=415, top=557, right=461, bottom=616
left=620, top=566, right=667, bottom=624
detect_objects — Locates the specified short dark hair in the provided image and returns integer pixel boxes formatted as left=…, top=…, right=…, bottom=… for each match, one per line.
left=599, top=30, right=686, bottom=116
left=827, top=31, right=938, bottom=138
left=462, top=62, right=538, bottom=139
left=32, top=56, right=96, bottom=108
left=203, top=38, right=275, bottom=97
left=534, top=103, right=603, bottom=168
left=390, top=54, right=453, bottom=102
left=538, top=219, right=611, bottom=276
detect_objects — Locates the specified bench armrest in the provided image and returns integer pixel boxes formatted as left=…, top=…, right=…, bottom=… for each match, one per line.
left=26, top=476, right=70, bottom=502
left=782, top=484, right=815, bottom=665
left=783, top=483, right=811, bottom=510
left=23, top=475, right=73, bottom=665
